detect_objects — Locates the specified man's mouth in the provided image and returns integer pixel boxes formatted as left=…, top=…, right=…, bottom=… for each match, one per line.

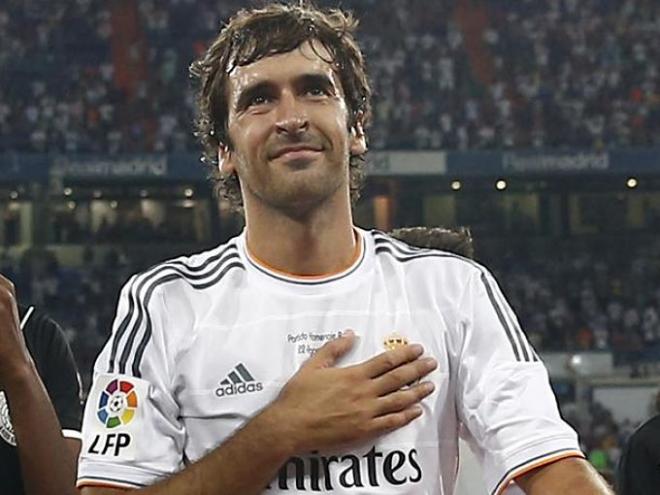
left=270, top=145, right=324, bottom=161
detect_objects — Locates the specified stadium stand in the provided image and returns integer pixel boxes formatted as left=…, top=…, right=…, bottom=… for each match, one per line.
left=2, top=0, right=657, bottom=152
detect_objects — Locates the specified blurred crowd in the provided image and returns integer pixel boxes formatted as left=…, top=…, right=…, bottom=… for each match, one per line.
left=492, top=238, right=660, bottom=366
left=1, top=0, right=659, bottom=153
left=51, top=208, right=199, bottom=244
left=484, top=0, right=660, bottom=148
left=0, top=0, right=119, bottom=153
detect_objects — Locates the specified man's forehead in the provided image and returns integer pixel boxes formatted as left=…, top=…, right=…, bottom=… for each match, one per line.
left=228, top=40, right=342, bottom=98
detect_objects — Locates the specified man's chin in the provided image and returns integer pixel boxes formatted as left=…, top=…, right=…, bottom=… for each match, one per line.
left=268, top=180, right=344, bottom=216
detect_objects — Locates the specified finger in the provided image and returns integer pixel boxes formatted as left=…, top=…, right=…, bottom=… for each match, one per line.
left=0, top=286, right=20, bottom=327
left=300, top=330, right=356, bottom=370
left=368, top=405, right=424, bottom=435
left=374, top=381, right=435, bottom=416
left=0, top=274, right=15, bottom=295
left=0, top=285, right=15, bottom=309
left=352, top=344, right=425, bottom=379
left=371, top=357, right=437, bottom=395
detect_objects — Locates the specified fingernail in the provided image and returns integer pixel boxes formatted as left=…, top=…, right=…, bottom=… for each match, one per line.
left=424, top=382, right=435, bottom=393
left=423, top=357, right=437, bottom=368
left=410, top=343, right=423, bottom=354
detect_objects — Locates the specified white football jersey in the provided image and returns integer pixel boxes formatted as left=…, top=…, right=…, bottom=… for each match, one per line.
left=78, top=229, right=582, bottom=494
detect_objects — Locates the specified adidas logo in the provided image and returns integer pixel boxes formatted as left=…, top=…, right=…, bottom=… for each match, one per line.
left=215, top=363, right=264, bottom=398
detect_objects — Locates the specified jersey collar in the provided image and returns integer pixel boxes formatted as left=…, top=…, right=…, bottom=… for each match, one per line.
left=238, top=228, right=370, bottom=290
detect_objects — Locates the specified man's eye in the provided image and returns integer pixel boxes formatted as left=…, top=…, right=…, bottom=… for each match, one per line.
left=306, top=87, right=328, bottom=97
left=248, top=95, right=270, bottom=107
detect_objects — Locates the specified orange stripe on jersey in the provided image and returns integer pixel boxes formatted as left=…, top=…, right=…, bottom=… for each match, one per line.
left=495, top=450, right=585, bottom=495
left=77, top=479, right=143, bottom=490
left=246, top=229, right=363, bottom=281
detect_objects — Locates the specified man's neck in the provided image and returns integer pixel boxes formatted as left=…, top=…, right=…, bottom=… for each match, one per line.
left=244, top=193, right=357, bottom=277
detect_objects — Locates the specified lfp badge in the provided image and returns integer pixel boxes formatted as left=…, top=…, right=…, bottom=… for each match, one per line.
left=97, top=379, right=138, bottom=429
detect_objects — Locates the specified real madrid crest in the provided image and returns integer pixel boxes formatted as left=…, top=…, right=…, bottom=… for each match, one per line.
left=383, top=332, right=409, bottom=351
left=0, top=391, right=16, bottom=447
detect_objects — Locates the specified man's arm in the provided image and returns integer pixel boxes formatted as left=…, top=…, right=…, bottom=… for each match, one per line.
left=0, top=275, right=79, bottom=495
left=82, top=331, right=437, bottom=494
left=515, top=457, right=614, bottom=494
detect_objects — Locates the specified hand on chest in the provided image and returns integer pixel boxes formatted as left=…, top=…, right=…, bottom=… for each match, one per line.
left=177, top=311, right=447, bottom=409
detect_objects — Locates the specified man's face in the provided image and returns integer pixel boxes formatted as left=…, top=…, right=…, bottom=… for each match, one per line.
left=221, top=40, right=366, bottom=215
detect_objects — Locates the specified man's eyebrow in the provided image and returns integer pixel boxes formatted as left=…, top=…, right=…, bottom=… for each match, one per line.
left=295, top=72, right=337, bottom=92
left=297, top=72, right=335, bottom=86
left=234, top=80, right=276, bottom=111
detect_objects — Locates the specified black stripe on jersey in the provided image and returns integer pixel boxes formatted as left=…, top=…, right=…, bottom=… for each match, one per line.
left=108, top=244, right=240, bottom=371
left=479, top=272, right=523, bottom=361
left=108, top=244, right=239, bottom=372
left=372, top=231, right=429, bottom=255
left=487, top=279, right=529, bottom=361
left=126, top=258, right=245, bottom=378
left=373, top=238, right=535, bottom=362
left=491, top=448, right=582, bottom=495
left=495, top=287, right=539, bottom=362
left=129, top=259, right=245, bottom=377
left=108, top=243, right=243, bottom=376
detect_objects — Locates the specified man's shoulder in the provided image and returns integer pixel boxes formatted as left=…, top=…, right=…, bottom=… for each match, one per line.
left=16, top=305, right=79, bottom=387
left=628, top=414, right=660, bottom=447
left=126, top=236, right=245, bottom=296
left=367, top=229, right=483, bottom=276
left=18, top=305, right=62, bottom=351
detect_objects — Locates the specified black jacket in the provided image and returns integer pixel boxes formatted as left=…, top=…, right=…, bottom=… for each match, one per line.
left=616, top=414, right=660, bottom=495
left=0, top=305, right=82, bottom=494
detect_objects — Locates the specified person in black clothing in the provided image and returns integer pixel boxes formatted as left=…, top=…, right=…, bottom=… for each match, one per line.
left=616, top=390, right=660, bottom=495
left=0, top=274, right=82, bottom=495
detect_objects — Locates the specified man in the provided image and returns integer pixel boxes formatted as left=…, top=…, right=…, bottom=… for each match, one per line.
left=0, top=274, right=82, bottom=494
left=616, top=390, right=660, bottom=494
left=79, top=3, right=613, bottom=494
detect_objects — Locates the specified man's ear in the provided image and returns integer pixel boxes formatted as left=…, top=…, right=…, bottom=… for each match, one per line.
left=218, top=145, right=235, bottom=174
left=349, top=115, right=367, bottom=156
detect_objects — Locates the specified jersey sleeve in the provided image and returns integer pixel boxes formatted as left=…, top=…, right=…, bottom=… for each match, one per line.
left=38, top=317, right=83, bottom=439
left=77, top=274, right=186, bottom=490
left=454, top=267, right=583, bottom=495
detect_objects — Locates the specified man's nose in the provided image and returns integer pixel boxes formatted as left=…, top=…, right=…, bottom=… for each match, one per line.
left=275, top=92, right=309, bottom=136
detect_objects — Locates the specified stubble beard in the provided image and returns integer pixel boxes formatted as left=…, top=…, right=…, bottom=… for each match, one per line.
left=241, top=152, right=350, bottom=220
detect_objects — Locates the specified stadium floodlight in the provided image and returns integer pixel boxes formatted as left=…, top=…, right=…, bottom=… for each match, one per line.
left=110, top=201, right=118, bottom=209
left=184, top=187, right=194, bottom=198
left=140, top=189, right=149, bottom=198
left=9, top=191, right=18, bottom=200
left=626, top=177, right=638, bottom=189
left=451, top=180, right=462, bottom=191
left=495, top=179, right=507, bottom=191
left=93, top=190, right=103, bottom=199
left=67, top=201, right=76, bottom=210
left=63, top=187, right=73, bottom=196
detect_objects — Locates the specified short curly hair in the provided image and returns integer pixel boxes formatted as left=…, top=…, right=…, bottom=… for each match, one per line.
left=390, top=226, right=475, bottom=259
left=189, top=2, right=373, bottom=212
